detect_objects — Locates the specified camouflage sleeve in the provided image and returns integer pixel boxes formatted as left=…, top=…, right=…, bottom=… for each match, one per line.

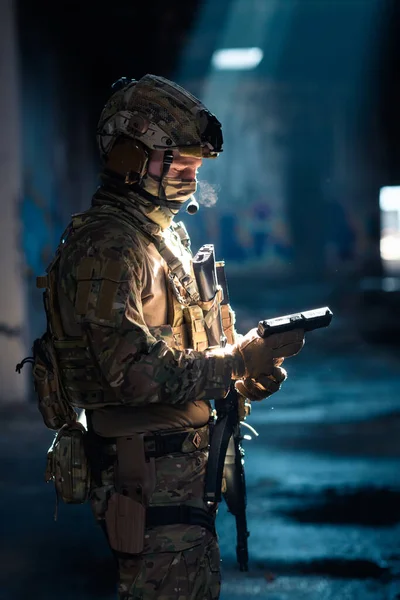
left=62, top=226, right=233, bottom=406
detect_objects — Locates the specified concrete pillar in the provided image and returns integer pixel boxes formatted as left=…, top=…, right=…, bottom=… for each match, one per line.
left=0, top=0, right=27, bottom=403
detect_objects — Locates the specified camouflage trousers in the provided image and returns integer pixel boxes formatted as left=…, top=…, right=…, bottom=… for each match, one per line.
left=90, top=445, right=221, bottom=599
left=117, top=528, right=220, bottom=600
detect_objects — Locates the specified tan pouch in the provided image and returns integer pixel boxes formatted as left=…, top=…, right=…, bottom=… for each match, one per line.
left=221, top=303, right=237, bottom=345
left=46, top=422, right=90, bottom=505
left=105, top=493, right=146, bottom=554
left=183, top=304, right=209, bottom=351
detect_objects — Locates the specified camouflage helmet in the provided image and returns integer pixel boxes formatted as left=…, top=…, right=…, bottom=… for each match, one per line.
left=97, top=74, right=223, bottom=162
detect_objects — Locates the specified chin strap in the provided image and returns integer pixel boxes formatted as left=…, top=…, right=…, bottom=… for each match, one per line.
left=156, top=150, right=179, bottom=210
left=159, top=150, right=174, bottom=192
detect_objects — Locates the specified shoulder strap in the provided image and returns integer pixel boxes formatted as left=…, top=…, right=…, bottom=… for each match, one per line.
left=157, top=237, right=200, bottom=304
left=171, top=220, right=192, bottom=252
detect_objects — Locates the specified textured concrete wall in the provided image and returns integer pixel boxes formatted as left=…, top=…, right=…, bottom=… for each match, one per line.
left=0, top=0, right=27, bottom=403
left=17, top=8, right=98, bottom=395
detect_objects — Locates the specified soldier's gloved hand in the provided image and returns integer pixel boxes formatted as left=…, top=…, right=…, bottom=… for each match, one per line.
left=230, top=328, right=304, bottom=382
left=235, top=368, right=287, bottom=401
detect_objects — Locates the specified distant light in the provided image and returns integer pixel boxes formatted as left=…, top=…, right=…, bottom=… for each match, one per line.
left=379, top=186, right=400, bottom=261
left=381, top=234, right=400, bottom=261
left=211, top=47, right=263, bottom=71
left=379, top=186, right=400, bottom=211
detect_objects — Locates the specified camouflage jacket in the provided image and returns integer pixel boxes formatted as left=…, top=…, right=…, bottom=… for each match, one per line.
left=57, top=183, right=234, bottom=412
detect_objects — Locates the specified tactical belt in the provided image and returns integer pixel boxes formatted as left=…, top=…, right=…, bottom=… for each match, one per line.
left=86, top=412, right=209, bottom=458
left=90, top=426, right=209, bottom=459
left=146, top=505, right=216, bottom=536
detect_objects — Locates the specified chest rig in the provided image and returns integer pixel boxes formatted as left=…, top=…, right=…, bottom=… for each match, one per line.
left=25, top=203, right=226, bottom=429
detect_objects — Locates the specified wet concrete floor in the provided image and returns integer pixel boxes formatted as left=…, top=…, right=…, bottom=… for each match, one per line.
left=1, top=282, right=400, bottom=599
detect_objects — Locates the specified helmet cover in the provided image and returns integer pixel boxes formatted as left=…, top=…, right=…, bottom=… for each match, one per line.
left=97, top=74, right=223, bottom=161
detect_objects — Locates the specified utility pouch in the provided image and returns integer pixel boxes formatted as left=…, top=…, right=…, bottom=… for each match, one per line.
left=183, top=304, right=209, bottom=352
left=45, top=422, right=90, bottom=505
left=220, top=304, right=237, bottom=345
left=105, top=434, right=156, bottom=555
left=32, top=336, right=77, bottom=430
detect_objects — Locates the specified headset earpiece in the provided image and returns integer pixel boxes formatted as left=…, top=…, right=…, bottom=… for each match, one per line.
left=106, top=138, right=149, bottom=184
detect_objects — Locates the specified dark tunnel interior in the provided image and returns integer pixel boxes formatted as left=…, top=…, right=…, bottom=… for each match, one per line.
left=1, top=1, right=400, bottom=598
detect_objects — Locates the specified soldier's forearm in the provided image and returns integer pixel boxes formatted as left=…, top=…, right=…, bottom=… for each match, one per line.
left=88, top=324, right=234, bottom=405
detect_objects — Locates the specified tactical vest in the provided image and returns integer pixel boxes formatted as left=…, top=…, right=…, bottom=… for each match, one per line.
left=31, top=204, right=232, bottom=430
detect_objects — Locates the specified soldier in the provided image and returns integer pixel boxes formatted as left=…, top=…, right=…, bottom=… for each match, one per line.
left=35, top=75, right=304, bottom=599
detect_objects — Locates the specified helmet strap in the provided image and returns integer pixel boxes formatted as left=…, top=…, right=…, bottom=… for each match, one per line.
left=158, top=150, right=174, bottom=202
